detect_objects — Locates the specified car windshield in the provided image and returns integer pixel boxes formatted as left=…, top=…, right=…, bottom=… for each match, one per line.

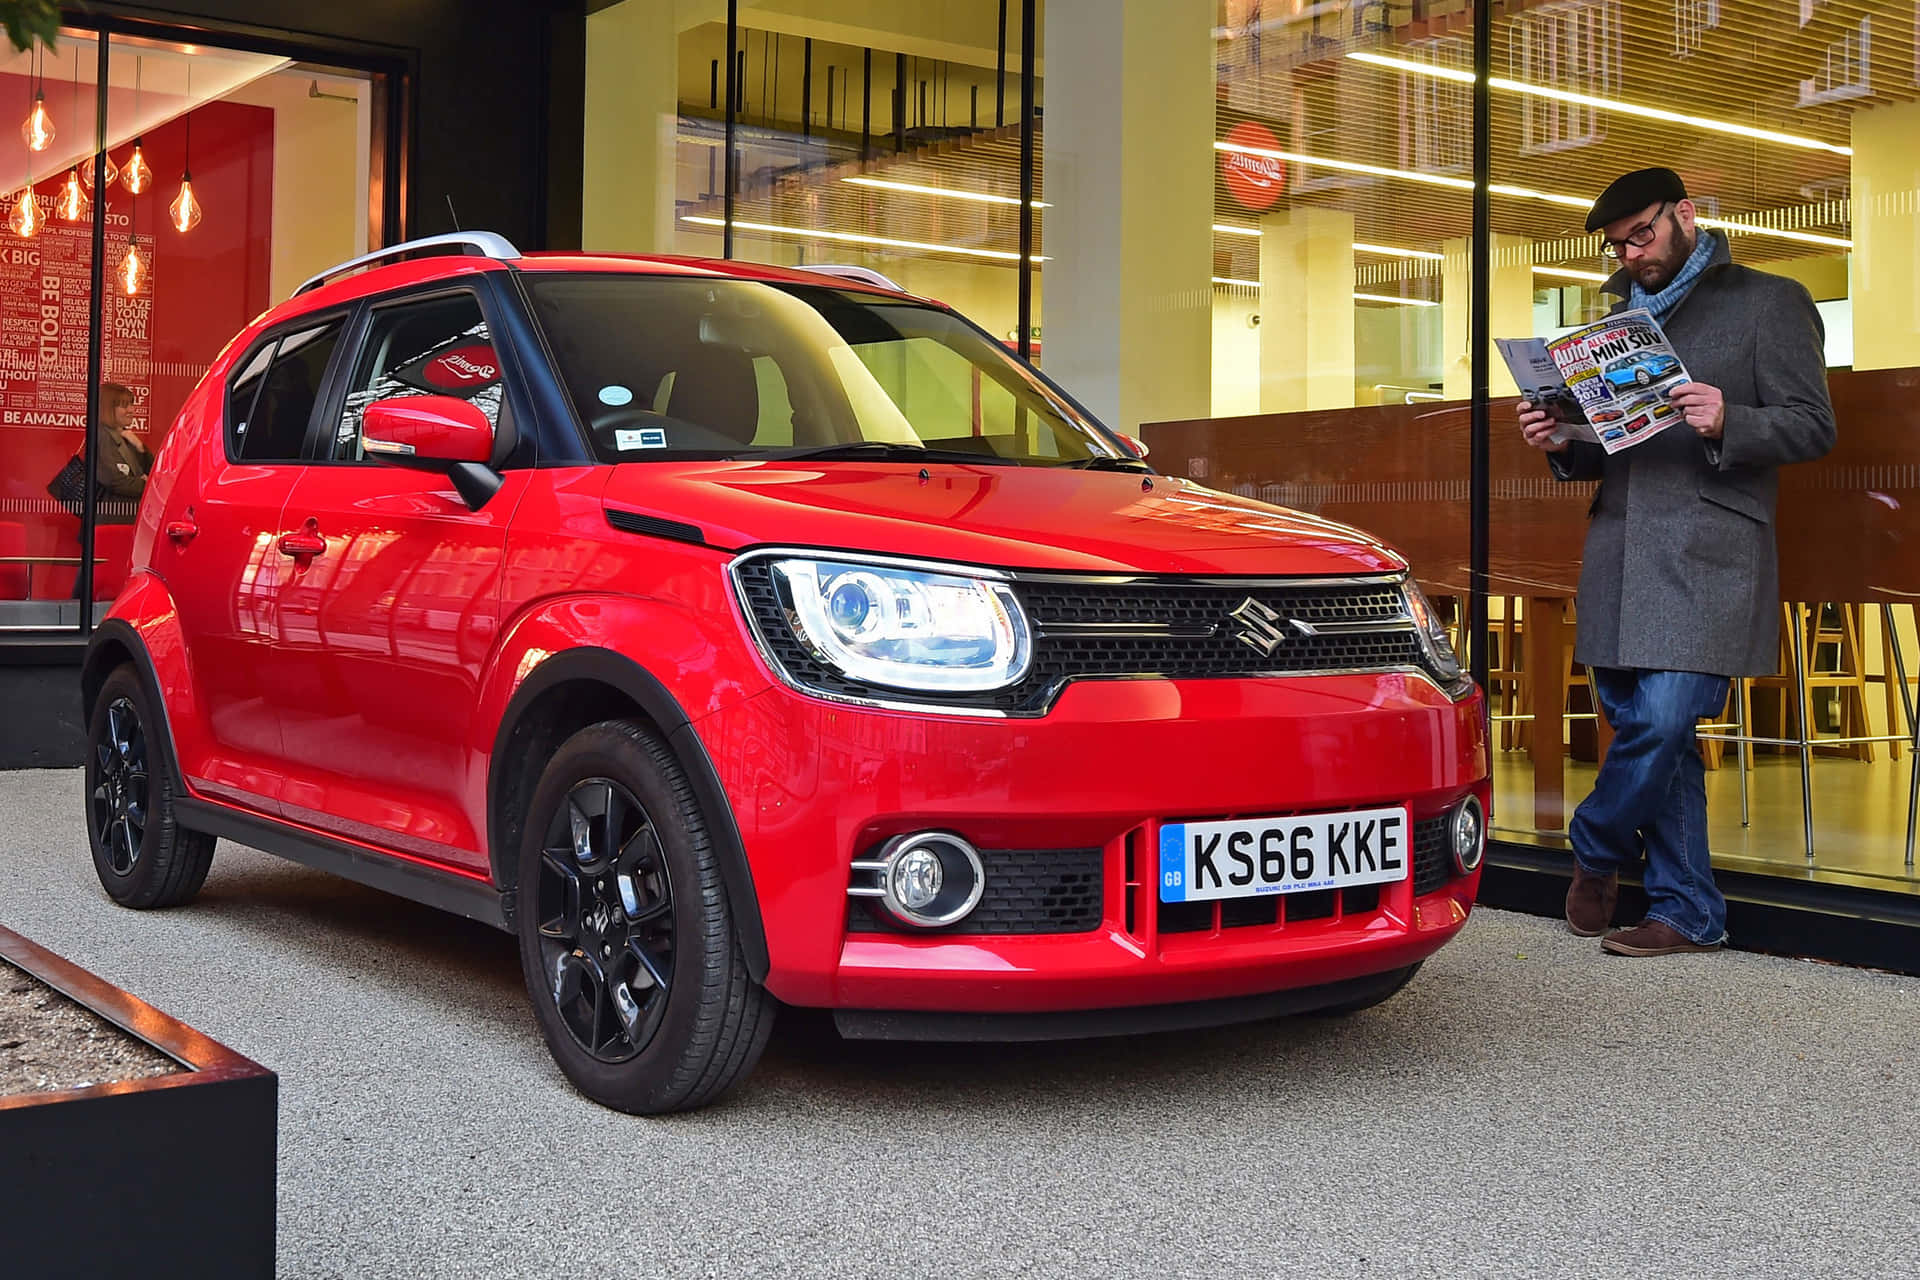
left=521, top=274, right=1122, bottom=466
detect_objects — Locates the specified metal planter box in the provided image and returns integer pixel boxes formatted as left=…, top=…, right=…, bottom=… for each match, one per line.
left=0, top=923, right=276, bottom=1279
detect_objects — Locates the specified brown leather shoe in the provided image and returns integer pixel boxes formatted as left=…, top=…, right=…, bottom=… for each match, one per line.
left=1565, top=862, right=1618, bottom=937
left=1601, top=919, right=1722, bottom=956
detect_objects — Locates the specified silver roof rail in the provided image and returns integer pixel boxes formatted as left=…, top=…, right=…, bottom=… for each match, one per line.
left=294, top=232, right=522, bottom=297
left=803, top=264, right=905, bottom=292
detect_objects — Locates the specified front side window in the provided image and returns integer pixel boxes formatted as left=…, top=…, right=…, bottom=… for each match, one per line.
left=333, top=293, right=503, bottom=462
left=230, top=319, right=346, bottom=464
left=522, top=276, right=1119, bottom=467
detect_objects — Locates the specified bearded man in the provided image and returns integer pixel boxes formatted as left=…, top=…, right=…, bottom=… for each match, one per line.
left=1517, top=167, right=1836, bottom=956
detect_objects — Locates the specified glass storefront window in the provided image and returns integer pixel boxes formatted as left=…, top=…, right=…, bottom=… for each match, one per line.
left=1482, top=0, right=1918, bottom=890
left=584, top=3, right=1031, bottom=369
left=582, top=0, right=1920, bottom=899
left=0, top=27, right=386, bottom=633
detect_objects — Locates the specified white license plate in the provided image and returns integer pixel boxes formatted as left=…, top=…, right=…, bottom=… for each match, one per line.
left=1158, top=806, right=1411, bottom=903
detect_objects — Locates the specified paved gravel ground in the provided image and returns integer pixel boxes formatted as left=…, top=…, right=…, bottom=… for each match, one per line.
left=3, top=767, right=1916, bottom=1279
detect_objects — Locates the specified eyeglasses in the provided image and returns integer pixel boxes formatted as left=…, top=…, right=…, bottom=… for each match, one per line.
left=1600, top=202, right=1672, bottom=260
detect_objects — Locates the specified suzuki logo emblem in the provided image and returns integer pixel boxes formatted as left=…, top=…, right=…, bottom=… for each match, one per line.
left=1228, top=597, right=1302, bottom=656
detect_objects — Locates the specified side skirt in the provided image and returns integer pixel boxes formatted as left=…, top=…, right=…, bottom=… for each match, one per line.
left=176, top=798, right=509, bottom=931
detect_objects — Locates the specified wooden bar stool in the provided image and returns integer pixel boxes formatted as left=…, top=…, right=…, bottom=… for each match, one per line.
left=1486, top=596, right=1525, bottom=751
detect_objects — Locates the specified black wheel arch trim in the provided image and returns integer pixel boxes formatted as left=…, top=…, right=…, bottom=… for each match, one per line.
left=488, top=647, right=770, bottom=981
left=87, top=622, right=510, bottom=929
left=83, top=621, right=184, bottom=788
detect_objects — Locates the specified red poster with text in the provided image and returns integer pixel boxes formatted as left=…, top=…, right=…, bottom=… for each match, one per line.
left=0, top=80, right=272, bottom=600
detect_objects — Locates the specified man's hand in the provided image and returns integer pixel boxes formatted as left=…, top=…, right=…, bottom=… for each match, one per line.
left=1667, top=380, right=1725, bottom=440
left=1519, top=401, right=1569, bottom=453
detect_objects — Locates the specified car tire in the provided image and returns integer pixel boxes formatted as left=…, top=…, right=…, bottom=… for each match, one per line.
left=1306, top=962, right=1421, bottom=1017
left=1636, top=369, right=1651, bottom=386
left=515, top=719, right=774, bottom=1114
left=85, top=664, right=217, bottom=910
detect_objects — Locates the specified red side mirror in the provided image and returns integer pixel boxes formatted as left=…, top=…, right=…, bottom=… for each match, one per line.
left=362, top=396, right=494, bottom=466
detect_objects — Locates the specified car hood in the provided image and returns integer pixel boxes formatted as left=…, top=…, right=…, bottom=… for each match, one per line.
left=601, top=461, right=1408, bottom=577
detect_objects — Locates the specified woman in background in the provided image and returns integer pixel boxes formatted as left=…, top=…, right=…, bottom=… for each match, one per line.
left=93, top=382, right=151, bottom=520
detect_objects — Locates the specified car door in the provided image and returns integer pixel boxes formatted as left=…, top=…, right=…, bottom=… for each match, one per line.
left=270, top=286, right=530, bottom=872
left=156, top=314, right=352, bottom=814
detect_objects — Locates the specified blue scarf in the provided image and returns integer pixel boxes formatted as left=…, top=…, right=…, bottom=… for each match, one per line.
left=1629, top=229, right=1719, bottom=320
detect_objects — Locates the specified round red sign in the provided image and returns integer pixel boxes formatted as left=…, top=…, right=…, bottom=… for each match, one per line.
left=1221, top=122, right=1287, bottom=212
left=421, top=343, right=501, bottom=390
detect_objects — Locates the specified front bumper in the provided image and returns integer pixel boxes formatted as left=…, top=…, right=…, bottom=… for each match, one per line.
left=693, top=672, right=1487, bottom=1013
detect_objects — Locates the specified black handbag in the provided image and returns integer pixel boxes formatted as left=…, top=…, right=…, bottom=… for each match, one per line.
left=46, top=453, right=94, bottom=519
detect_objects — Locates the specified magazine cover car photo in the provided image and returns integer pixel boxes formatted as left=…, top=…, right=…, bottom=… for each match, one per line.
left=79, top=234, right=1489, bottom=1113
left=1601, top=350, right=1685, bottom=393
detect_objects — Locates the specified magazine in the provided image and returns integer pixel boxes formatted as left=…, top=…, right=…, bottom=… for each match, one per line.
left=1497, top=308, right=1692, bottom=454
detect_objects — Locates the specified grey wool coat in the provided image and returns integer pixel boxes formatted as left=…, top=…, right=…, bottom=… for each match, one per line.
left=1548, top=232, right=1837, bottom=678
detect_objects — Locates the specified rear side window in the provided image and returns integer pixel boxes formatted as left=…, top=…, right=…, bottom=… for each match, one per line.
left=229, top=319, right=346, bottom=463
left=332, top=293, right=502, bottom=462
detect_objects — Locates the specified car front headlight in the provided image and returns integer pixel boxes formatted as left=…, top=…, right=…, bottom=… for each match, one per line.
left=1403, top=580, right=1473, bottom=698
left=767, top=557, right=1032, bottom=693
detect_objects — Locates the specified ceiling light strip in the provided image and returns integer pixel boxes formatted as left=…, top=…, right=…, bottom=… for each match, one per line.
left=1214, top=140, right=1476, bottom=193
left=844, top=176, right=1049, bottom=208
left=1532, top=266, right=1609, bottom=282
left=1695, top=216, right=1852, bottom=249
left=1214, top=142, right=1853, bottom=250
left=1354, top=292, right=1440, bottom=307
left=681, top=216, right=1045, bottom=263
left=1354, top=241, right=1446, bottom=261
left=1345, top=51, right=1852, bottom=156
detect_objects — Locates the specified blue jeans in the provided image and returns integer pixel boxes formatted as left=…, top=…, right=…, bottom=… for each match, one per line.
left=1569, top=668, right=1732, bottom=945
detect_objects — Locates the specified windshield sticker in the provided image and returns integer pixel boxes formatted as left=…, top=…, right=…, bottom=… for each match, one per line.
left=598, top=385, right=635, bottom=407
left=615, top=428, right=668, bottom=451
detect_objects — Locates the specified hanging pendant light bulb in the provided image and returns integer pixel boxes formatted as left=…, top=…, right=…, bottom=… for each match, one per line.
left=122, top=138, right=152, bottom=195
left=169, top=173, right=201, bottom=232
left=56, top=168, right=88, bottom=221
left=170, top=67, right=203, bottom=232
left=81, top=151, right=119, bottom=193
left=22, top=92, right=53, bottom=149
left=119, top=239, right=145, bottom=296
left=10, top=187, right=42, bottom=239
left=21, top=48, right=53, bottom=153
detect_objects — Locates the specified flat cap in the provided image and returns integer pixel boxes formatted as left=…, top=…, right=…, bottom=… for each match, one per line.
left=1585, top=167, right=1688, bottom=232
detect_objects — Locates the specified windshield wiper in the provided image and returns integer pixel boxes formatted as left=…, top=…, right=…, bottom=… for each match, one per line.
left=1059, top=454, right=1153, bottom=473
left=758, top=441, right=1016, bottom=465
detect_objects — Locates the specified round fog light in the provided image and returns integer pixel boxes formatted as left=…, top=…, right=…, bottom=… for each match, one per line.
left=890, top=845, right=945, bottom=911
left=1450, top=795, right=1486, bottom=874
left=873, top=832, right=985, bottom=929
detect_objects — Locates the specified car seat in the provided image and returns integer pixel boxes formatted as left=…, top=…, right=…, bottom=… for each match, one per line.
left=666, top=347, right=760, bottom=446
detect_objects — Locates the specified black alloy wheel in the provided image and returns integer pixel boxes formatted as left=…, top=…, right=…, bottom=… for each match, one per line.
left=535, top=778, right=676, bottom=1063
left=515, top=719, right=773, bottom=1113
left=84, top=664, right=216, bottom=909
left=92, top=696, right=149, bottom=877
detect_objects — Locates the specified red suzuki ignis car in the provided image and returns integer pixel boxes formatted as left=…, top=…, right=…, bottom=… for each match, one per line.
left=81, top=233, right=1488, bottom=1113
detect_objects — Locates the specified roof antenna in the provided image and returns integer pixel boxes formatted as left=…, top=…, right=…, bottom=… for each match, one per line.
left=446, top=195, right=463, bottom=232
